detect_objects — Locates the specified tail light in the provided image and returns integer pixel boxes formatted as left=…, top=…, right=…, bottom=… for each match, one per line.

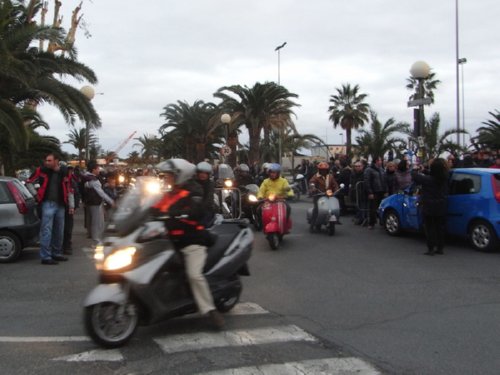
left=492, top=174, right=500, bottom=203
left=7, top=181, right=28, bottom=214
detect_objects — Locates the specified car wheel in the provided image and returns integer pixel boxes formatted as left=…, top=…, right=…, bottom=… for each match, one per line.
left=469, top=220, right=498, bottom=252
left=0, top=230, right=22, bottom=263
left=383, top=210, right=401, bottom=236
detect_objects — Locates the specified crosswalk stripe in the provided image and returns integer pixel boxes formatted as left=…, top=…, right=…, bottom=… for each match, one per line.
left=196, top=357, right=381, bottom=375
left=52, top=349, right=123, bottom=362
left=227, top=302, right=269, bottom=315
left=154, top=325, right=317, bottom=354
left=0, top=336, right=90, bottom=343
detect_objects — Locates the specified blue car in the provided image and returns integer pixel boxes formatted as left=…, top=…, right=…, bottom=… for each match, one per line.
left=378, top=168, right=500, bottom=252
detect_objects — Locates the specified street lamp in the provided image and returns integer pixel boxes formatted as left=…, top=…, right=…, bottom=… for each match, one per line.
left=80, top=85, right=95, bottom=163
left=410, top=60, right=430, bottom=161
left=458, top=57, right=467, bottom=147
left=220, top=113, right=231, bottom=163
left=275, top=42, right=287, bottom=166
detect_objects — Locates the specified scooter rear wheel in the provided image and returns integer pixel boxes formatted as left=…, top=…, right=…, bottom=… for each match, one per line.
left=328, top=222, right=336, bottom=236
left=84, top=301, right=138, bottom=348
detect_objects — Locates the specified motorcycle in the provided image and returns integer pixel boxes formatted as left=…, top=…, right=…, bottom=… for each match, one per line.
left=289, top=174, right=305, bottom=201
left=215, top=164, right=241, bottom=219
left=307, top=184, right=343, bottom=236
left=240, top=184, right=260, bottom=224
left=83, top=177, right=254, bottom=348
left=260, top=194, right=292, bottom=250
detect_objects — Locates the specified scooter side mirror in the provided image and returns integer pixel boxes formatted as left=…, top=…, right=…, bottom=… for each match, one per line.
left=339, top=183, right=345, bottom=189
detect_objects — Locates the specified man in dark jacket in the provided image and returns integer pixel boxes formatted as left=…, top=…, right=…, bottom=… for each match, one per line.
left=153, top=159, right=224, bottom=329
left=26, top=153, right=74, bottom=265
left=350, top=161, right=367, bottom=225
left=364, top=156, right=387, bottom=229
left=195, top=161, right=216, bottom=227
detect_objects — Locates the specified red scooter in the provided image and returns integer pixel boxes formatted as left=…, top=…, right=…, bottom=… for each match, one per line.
left=260, top=194, right=292, bottom=250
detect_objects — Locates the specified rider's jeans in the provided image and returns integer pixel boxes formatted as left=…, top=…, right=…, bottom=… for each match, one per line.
left=181, top=244, right=216, bottom=315
left=39, top=201, right=65, bottom=260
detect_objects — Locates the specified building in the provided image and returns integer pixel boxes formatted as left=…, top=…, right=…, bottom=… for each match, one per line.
left=310, top=144, right=347, bottom=160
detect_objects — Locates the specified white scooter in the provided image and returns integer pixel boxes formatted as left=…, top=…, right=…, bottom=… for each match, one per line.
left=83, top=177, right=254, bottom=348
left=306, top=185, right=343, bottom=236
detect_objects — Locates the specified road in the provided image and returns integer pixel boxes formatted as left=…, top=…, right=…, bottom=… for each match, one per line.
left=1, top=198, right=499, bottom=374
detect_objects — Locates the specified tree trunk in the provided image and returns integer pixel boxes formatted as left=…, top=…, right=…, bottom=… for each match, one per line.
left=227, top=133, right=238, bottom=168
left=346, top=126, right=352, bottom=158
left=195, top=143, right=205, bottom=163
left=248, top=126, right=261, bottom=166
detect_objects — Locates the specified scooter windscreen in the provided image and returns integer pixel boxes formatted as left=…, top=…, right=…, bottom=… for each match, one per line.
left=112, top=176, right=164, bottom=236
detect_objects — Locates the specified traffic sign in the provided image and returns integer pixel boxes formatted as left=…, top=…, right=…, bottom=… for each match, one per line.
left=407, top=97, right=432, bottom=107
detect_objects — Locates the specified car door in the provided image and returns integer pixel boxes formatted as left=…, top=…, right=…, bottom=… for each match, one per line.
left=447, top=171, right=482, bottom=236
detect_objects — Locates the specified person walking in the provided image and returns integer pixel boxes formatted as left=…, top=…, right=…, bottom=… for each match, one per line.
left=62, top=166, right=79, bottom=255
left=364, top=156, right=387, bottom=229
left=83, top=160, right=115, bottom=243
left=26, top=153, right=74, bottom=265
left=411, top=158, right=450, bottom=255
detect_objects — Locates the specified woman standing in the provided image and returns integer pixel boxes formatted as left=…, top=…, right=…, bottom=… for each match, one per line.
left=411, top=158, right=449, bottom=255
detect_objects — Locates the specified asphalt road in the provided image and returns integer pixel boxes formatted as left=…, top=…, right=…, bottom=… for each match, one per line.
left=1, top=199, right=499, bottom=374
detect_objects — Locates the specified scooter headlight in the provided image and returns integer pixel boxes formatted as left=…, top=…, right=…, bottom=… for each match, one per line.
left=118, top=175, right=125, bottom=184
left=103, top=247, right=137, bottom=271
left=94, top=245, right=105, bottom=262
left=144, top=180, right=161, bottom=195
left=248, top=194, right=258, bottom=203
left=268, top=194, right=276, bottom=202
left=224, top=179, right=233, bottom=188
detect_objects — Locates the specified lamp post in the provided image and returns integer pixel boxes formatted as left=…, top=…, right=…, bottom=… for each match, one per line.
left=220, top=113, right=231, bottom=163
left=410, top=61, right=430, bottom=162
left=455, top=0, right=461, bottom=146
left=275, top=42, right=287, bottom=166
left=458, top=57, right=467, bottom=147
left=80, top=85, right=95, bottom=163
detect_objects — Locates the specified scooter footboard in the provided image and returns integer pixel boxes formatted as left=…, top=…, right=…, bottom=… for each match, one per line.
left=83, top=283, right=126, bottom=307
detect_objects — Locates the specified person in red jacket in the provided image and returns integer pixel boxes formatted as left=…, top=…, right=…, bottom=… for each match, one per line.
left=26, top=153, right=74, bottom=265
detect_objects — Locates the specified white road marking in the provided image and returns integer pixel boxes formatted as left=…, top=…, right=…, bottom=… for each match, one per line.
left=52, top=349, right=123, bottom=362
left=228, top=302, right=269, bottom=315
left=154, top=325, right=317, bottom=354
left=196, top=357, right=381, bottom=375
left=0, top=336, right=90, bottom=343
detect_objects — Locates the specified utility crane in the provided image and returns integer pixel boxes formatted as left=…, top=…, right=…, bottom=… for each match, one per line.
left=106, top=131, right=137, bottom=163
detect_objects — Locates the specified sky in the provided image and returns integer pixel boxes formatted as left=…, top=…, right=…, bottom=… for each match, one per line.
left=38, top=0, right=500, bottom=159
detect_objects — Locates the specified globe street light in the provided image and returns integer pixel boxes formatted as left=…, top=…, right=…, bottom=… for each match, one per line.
left=410, top=61, right=430, bottom=161
left=220, top=113, right=231, bottom=162
left=80, top=85, right=95, bottom=163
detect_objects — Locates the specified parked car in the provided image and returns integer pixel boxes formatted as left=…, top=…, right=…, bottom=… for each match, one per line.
left=378, top=168, right=500, bottom=252
left=0, top=176, right=40, bottom=262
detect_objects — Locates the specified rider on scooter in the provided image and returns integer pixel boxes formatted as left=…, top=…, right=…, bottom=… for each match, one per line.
left=257, top=163, right=294, bottom=221
left=309, top=161, right=339, bottom=232
left=152, top=159, right=225, bottom=329
left=195, top=161, right=216, bottom=227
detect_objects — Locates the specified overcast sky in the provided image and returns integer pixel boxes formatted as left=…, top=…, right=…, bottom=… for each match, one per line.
left=38, top=0, right=500, bottom=158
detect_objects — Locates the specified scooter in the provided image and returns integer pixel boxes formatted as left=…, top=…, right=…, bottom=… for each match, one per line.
left=83, top=177, right=254, bottom=348
left=307, top=185, right=343, bottom=236
left=240, top=184, right=260, bottom=224
left=289, top=174, right=305, bottom=202
left=260, top=194, right=292, bottom=250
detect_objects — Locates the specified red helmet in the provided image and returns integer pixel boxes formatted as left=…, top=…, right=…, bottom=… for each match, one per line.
left=317, top=162, right=329, bottom=170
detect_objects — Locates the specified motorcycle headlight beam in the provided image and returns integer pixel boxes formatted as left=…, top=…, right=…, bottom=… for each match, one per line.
left=103, top=247, right=137, bottom=271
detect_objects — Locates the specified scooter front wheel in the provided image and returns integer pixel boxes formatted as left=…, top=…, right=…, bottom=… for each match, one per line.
left=84, top=301, right=138, bottom=348
left=216, top=288, right=241, bottom=313
left=267, top=233, right=280, bottom=250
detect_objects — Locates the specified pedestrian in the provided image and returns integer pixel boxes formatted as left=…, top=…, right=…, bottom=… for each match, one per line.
left=385, top=161, right=397, bottom=196
left=364, top=156, right=387, bottom=229
left=62, top=166, right=79, bottom=255
left=350, top=161, right=367, bottom=225
left=83, top=160, right=115, bottom=243
left=395, top=158, right=412, bottom=191
left=411, top=158, right=449, bottom=255
left=195, top=161, right=216, bottom=227
left=489, top=154, right=500, bottom=169
left=26, top=153, right=74, bottom=265
left=152, top=159, right=225, bottom=329
left=103, top=172, right=119, bottom=221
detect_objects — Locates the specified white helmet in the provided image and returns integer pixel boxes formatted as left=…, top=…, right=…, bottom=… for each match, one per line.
left=196, top=161, right=212, bottom=174
left=262, top=162, right=270, bottom=170
left=238, top=163, right=250, bottom=173
left=156, top=159, right=195, bottom=186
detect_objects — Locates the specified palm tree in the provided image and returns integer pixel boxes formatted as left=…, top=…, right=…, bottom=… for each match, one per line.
left=159, top=100, right=224, bottom=162
left=473, top=110, right=500, bottom=151
left=406, top=113, right=466, bottom=159
left=406, top=71, right=441, bottom=104
left=134, top=134, right=161, bottom=163
left=328, top=84, right=370, bottom=157
left=126, top=151, right=141, bottom=166
left=355, top=111, right=409, bottom=160
left=0, top=0, right=100, bottom=174
left=65, top=127, right=97, bottom=165
left=214, top=82, right=299, bottom=165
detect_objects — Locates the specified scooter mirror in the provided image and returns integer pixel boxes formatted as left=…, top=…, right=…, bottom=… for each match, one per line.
left=339, top=183, right=345, bottom=189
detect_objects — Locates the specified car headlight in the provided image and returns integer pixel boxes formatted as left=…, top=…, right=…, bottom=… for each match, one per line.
left=103, top=247, right=137, bottom=271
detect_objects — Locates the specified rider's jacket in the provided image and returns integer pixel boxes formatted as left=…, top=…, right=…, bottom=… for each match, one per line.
left=152, top=179, right=210, bottom=249
left=257, top=176, right=294, bottom=199
left=309, top=172, right=339, bottom=193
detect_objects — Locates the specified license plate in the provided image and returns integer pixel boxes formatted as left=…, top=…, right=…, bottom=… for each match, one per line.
left=329, top=215, right=337, bottom=222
